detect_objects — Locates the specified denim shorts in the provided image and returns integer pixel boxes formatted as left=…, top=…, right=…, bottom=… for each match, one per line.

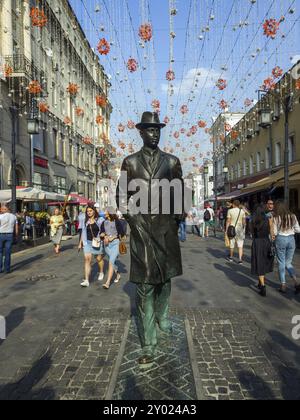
left=84, top=240, right=104, bottom=256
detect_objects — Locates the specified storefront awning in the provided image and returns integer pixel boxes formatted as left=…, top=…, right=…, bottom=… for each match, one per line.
left=241, top=162, right=300, bottom=194
left=216, top=190, right=244, bottom=201
left=0, top=188, right=65, bottom=203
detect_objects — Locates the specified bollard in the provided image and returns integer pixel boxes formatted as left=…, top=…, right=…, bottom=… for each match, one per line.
left=0, top=316, right=5, bottom=340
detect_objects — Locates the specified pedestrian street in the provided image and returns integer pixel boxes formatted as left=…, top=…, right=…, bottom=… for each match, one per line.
left=1, top=234, right=300, bottom=400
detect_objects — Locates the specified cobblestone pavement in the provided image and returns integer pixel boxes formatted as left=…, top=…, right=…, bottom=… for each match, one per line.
left=112, top=317, right=196, bottom=400
left=183, top=309, right=300, bottom=400
left=0, top=308, right=128, bottom=400
left=1, top=236, right=300, bottom=400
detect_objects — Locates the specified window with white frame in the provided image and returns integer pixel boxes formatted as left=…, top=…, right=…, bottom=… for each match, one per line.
left=243, top=160, right=247, bottom=176
left=249, top=156, right=254, bottom=175
left=256, top=152, right=261, bottom=173
left=275, top=142, right=281, bottom=166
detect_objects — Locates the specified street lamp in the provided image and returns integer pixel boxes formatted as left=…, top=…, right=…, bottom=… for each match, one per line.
left=203, top=165, right=209, bottom=200
left=258, top=108, right=272, bottom=128
left=27, top=117, right=40, bottom=135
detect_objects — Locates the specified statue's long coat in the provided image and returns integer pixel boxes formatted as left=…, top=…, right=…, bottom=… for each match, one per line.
left=117, top=148, right=184, bottom=285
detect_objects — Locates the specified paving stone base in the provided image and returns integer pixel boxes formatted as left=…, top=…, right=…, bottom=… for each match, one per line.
left=112, top=316, right=196, bottom=400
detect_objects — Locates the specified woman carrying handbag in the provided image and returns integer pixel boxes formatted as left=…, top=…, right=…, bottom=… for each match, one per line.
left=78, top=206, right=105, bottom=288
left=101, top=208, right=126, bottom=290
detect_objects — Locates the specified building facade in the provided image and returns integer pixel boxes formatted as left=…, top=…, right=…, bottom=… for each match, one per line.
left=0, top=0, right=112, bottom=201
left=212, top=112, right=244, bottom=197
left=213, top=62, right=300, bottom=211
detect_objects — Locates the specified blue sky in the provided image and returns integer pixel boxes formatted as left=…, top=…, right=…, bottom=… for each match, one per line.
left=70, top=0, right=300, bottom=173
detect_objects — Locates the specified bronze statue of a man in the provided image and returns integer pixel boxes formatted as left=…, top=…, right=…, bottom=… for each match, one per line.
left=117, top=112, right=184, bottom=365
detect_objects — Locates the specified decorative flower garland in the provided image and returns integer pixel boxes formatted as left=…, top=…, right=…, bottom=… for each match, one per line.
left=151, top=99, right=160, bottom=111
left=244, top=98, right=253, bottom=107
left=180, top=105, right=188, bottom=115
left=231, top=131, right=239, bottom=140
left=30, top=7, right=48, bottom=28
left=118, top=124, right=125, bottom=133
left=173, top=131, right=180, bottom=139
left=219, top=99, right=228, bottom=110
left=127, top=120, right=135, bottom=129
left=75, top=107, right=84, bottom=117
left=67, top=83, right=79, bottom=96
left=96, top=95, right=107, bottom=107
left=97, top=38, right=110, bottom=55
left=224, top=123, right=232, bottom=132
left=4, top=64, right=13, bottom=78
left=166, top=69, right=175, bottom=81
left=96, top=115, right=104, bottom=125
left=139, top=23, right=153, bottom=42
left=180, top=128, right=186, bottom=134
left=127, top=58, right=138, bottom=73
left=261, top=77, right=276, bottom=91
left=216, top=79, right=227, bottom=91
left=198, top=120, right=207, bottom=128
left=38, top=102, right=49, bottom=113
left=296, top=79, right=300, bottom=91
left=190, top=126, right=198, bottom=135
left=83, top=137, right=93, bottom=145
left=163, top=116, right=170, bottom=124
left=263, top=18, right=283, bottom=39
left=28, top=80, right=42, bottom=95
left=64, top=117, right=72, bottom=126
left=272, top=66, right=283, bottom=79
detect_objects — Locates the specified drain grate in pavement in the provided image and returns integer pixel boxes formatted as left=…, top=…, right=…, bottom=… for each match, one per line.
left=112, top=316, right=197, bottom=401
left=26, top=274, right=57, bottom=283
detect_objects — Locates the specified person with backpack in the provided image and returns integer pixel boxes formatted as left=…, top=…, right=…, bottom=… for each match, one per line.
left=204, top=203, right=215, bottom=238
left=226, top=200, right=246, bottom=264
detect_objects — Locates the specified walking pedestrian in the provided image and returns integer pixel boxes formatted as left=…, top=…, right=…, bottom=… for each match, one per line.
left=101, top=208, right=126, bottom=290
left=78, top=205, right=105, bottom=288
left=0, top=205, right=19, bottom=274
left=273, top=201, right=300, bottom=294
left=251, top=206, right=275, bottom=297
left=265, top=199, right=275, bottom=219
left=191, top=207, right=201, bottom=237
left=226, top=200, right=246, bottom=264
left=204, top=203, right=215, bottom=238
left=179, top=214, right=187, bottom=242
left=50, top=208, right=64, bottom=255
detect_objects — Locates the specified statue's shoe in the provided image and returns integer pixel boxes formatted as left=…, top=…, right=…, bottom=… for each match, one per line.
left=138, top=355, right=154, bottom=366
left=157, top=321, right=173, bottom=335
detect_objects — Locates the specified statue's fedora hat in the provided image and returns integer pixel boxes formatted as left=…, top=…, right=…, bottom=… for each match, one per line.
left=136, top=112, right=166, bottom=130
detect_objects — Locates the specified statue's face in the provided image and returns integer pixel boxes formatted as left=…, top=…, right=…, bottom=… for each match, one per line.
left=140, top=127, right=161, bottom=149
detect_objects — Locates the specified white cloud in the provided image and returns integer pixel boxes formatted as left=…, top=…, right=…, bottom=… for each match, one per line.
left=161, top=67, right=222, bottom=96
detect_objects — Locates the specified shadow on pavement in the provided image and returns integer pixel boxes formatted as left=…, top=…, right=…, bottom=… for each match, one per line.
left=238, top=371, right=276, bottom=400
left=0, top=307, right=26, bottom=347
left=0, top=353, right=55, bottom=400
left=11, top=255, right=44, bottom=272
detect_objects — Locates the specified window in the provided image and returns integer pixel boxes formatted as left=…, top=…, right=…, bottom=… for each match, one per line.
left=77, top=181, right=85, bottom=195
left=69, top=142, right=74, bottom=166
left=275, top=142, right=281, bottom=166
left=54, top=176, right=66, bottom=194
left=237, top=162, right=241, bottom=179
left=243, top=160, right=247, bottom=177
left=33, top=173, right=49, bottom=191
left=256, top=152, right=261, bottom=173
left=265, top=147, right=270, bottom=169
left=249, top=156, right=254, bottom=175
left=33, top=123, right=47, bottom=155
left=289, top=136, right=295, bottom=163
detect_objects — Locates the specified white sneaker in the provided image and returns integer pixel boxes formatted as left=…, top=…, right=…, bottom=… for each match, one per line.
left=98, top=273, right=105, bottom=282
left=81, top=280, right=90, bottom=288
left=114, top=272, right=121, bottom=284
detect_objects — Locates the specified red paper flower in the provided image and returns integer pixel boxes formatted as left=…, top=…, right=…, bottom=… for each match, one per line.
left=296, top=79, right=300, bottom=91
left=67, top=83, right=79, bottom=96
left=180, top=105, right=188, bottom=115
left=83, top=137, right=93, bottom=145
left=127, top=120, right=135, bottom=129
left=263, top=18, right=281, bottom=39
left=30, top=7, right=48, bottom=28
left=139, top=23, right=153, bottom=42
left=173, top=131, right=180, bottom=139
left=216, top=79, right=227, bottom=91
left=75, top=107, right=84, bottom=117
left=244, top=98, right=253, bottom=107
left=163, top=116, right=170, bottom=124
left=151, top=99, right=160, bottom=110
left=219, top=100, right=228, bottom=110
left=28, top=80, right=42, bottom=95
left=96, top=115, right=104, bottom=125
left=224, top=123, right=232, bottom=132
left=272, top=66, right=283, bottom=79
left=261, top=77, right=276, bottom=91
left=97, top=38, right=110, bottom=55
left=4, top=64, right=13, bottom=78
left=127, top=58, right=138, bottom=73
left=118, top=124, right=125, bottom=133
left=64, top=117, right=72, bottom=126
left=166, top=70, right=175, bottom=81
left=96, top=95, right=107, bottom=107
left=38, top=102, right=49, bottom=113
left=231, top=131, right=239, bottom=140
left=198, top=120, right=207, bottom=128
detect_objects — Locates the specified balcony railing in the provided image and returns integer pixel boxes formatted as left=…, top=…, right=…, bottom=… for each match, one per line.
left=4, top=54, right=44, bottom=85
